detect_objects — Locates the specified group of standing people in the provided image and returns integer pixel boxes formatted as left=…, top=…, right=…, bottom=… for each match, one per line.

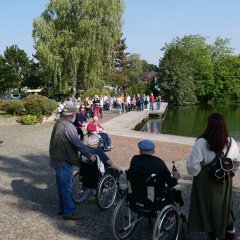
left=50, top=104, right=240, bottom=239
left=57, top=93, right=162, bottom=119
left=116, top=93, right=161, bottom=114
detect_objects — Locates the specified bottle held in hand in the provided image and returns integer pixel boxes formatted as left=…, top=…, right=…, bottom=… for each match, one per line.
left=172, top=161, right=180, bottom=180
left=172, top=161, right=177, bottom=172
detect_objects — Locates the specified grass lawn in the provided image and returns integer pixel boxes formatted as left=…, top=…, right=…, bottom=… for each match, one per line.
left=0, top=112, right=14, bottom=118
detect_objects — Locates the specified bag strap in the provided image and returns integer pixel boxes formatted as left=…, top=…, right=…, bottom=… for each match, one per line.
left=215, top=137, right=232, bottom=158
left=224, top=137, right=232, bottom=158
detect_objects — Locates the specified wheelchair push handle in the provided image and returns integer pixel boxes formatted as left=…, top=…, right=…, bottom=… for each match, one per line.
left=145, top=173, right=156, bottom=182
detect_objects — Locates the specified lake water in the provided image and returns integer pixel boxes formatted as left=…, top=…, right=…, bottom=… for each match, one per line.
left=135, top=105, right=240, bottom=141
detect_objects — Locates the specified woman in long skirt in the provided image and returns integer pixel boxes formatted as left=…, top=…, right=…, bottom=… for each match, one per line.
left=186, top=113, right=240, bottom=240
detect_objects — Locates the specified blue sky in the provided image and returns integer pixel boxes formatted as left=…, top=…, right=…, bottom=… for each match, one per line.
left=0, top=0, right=240, bottom=65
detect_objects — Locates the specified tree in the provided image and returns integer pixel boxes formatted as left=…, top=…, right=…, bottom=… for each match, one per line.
left=1, top=45, right=31, bottom=92
left=213, top=55, right=240, bottom=103
left=210, top=37, right=240, bottom=103
left=24, top=60, right=44, bottom=89
left=104, top=37, right=130, bottom=88
left=158, top=35, right=214, bottom=105
left=33, top=0, right=124, bottom=96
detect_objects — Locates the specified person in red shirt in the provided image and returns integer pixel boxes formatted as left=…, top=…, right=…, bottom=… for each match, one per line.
left=87, top=116, right=112, bottom=151
left=150, top=93, right=155, bottom=111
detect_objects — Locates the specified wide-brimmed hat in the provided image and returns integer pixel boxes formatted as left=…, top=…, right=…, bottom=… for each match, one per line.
left=138, top=139, right=155, bottom=151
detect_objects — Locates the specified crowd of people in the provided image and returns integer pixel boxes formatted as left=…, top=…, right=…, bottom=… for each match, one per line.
left=57, top=93, right=162, bottom=119
left=50, top=103, right=240, bottom=239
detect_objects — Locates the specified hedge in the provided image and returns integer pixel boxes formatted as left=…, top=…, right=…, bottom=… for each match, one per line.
left=0, top=100, right=24, bottom=115
left=24, top=98, right=57, bottom=116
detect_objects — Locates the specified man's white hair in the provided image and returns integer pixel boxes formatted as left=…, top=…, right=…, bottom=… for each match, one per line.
left=93, top=116, right=99, bottom=121
left=88, top=134, right=101, bottom=146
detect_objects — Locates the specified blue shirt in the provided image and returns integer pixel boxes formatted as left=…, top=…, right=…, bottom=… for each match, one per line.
left=88, top=147, right=110, bottom=166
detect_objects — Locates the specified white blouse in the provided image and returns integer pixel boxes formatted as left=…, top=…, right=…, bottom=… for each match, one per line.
left=186, top=137, right=240, bottom=176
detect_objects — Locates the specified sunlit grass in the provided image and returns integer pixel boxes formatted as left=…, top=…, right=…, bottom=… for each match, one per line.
left=0, top=112, right=13, bottom=118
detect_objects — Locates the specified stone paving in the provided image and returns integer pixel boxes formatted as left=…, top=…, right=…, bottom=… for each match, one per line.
left=0, top=117, right=240, bottom=239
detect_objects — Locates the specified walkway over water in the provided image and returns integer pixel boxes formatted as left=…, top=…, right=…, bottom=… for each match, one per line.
left=102, top=102, right=196, bottom=145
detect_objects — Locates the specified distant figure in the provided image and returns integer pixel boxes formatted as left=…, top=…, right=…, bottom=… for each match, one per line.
left=87, top=116, right=112, bottom=151
left=156, top=95, right=161, bottom=110
left=74, top=105, right=88, bottom=140
left=150, top=93, right=154, bottom=111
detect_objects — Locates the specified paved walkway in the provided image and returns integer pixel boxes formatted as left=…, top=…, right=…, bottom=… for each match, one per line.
left=0, top=116, right=240, bottom=239
left=102, top=107, right=196, bottom=146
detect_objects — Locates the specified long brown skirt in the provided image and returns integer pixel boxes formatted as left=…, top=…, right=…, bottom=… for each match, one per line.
left=188, top=167, right=233, bottom=238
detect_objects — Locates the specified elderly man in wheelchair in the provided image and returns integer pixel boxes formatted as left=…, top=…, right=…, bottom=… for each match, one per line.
left=112, top=139, right=185, bottom=240
left=72, top=134, right=121, bottom=210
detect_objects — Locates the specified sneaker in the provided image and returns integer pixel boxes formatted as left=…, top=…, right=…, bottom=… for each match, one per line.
left=63, top=213, right=84, bottom=220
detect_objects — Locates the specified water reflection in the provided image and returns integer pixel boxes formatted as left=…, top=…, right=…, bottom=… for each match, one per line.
left=144, top=119, right=162, bottom=134
left=138, top=104, right=240, bottom=141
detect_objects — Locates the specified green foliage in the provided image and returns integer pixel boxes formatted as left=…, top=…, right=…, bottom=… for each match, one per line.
left=17, top=115, right=43, bottom=125
left=125, top=81, right=149, bottom=96
left=0, top=45, right=31, bottom=92
left=26, top=94, right=48, bottom=100
left=40, top=99, right=57, bottom=116
left=1, top=100, right=24, bottom=115
left=158, top=35, right=240, bottom=105
left=33, top=0, right=124, bottom=95
left=25, top=98, right=57, bottom=116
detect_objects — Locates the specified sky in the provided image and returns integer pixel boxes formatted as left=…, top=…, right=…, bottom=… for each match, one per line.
left=0, top=0, right=240, bottom=65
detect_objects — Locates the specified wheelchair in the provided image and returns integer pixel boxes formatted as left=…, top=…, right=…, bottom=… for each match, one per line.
left=72, top=158, right=123, bottom=210
left=112, top=169, right=186, bottom=240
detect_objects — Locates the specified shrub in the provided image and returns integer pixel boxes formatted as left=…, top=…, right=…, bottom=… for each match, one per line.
left=25, top=99, right=42, bottom=115
left=17, top=114, right=43, bottom=125
left=1, top=100, right=24, bottom=115
left=26, top=94, right=48, bottom=100
left=24, top=98, right=57, bottom=116
left=40, top=99, right=57, bottom=116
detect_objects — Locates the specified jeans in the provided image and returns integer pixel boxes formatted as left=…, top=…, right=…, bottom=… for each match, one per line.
left=99, top=133, right=111, bottom=149
left=55, top=164, right=75, bottom=216
left=157, top=102, right=160, bottom=110
left=140, top=103, right=144, bottom=111
left=118, top=103, right=122, bottom=114
left=150, top=102, right=154, bottom=111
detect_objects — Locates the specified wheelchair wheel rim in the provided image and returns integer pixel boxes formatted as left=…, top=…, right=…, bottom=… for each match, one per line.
left=112, top=198, right=139, bottom=240
left=96, top=174, right=117, bottom=209
left=72, top=172, right=90, bottom=203
left=153, top=206, right=179, bottom=240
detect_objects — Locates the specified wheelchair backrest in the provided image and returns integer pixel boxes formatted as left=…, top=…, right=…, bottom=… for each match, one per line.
left=126, top=169, right=161, bottom=213
left=80, top=161, right=101, bottom=188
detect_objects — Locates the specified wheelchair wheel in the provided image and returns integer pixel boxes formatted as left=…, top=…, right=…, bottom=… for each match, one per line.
left=153, top=205, right=179, bottom=240
left=72, top=171, right=90, bottom=204
left=96, top=173, right=117, bottom=210
left=112, top=197, right=139, bottom=240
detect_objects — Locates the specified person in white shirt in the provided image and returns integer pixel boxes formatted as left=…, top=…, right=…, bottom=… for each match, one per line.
left=186, top=113, right=240, bottom=240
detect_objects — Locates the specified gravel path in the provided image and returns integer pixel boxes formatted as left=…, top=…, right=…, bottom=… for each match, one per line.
left=0, top=113, right=239, bottom=239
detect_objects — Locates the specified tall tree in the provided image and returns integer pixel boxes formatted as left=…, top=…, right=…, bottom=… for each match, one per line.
left=1, top=45, right=31, bottom=92
left=33, top=0, right=124, bottom=96
left=158, top=35, right=214, bottom=105
left=105, top=37, right=130, bottom=88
